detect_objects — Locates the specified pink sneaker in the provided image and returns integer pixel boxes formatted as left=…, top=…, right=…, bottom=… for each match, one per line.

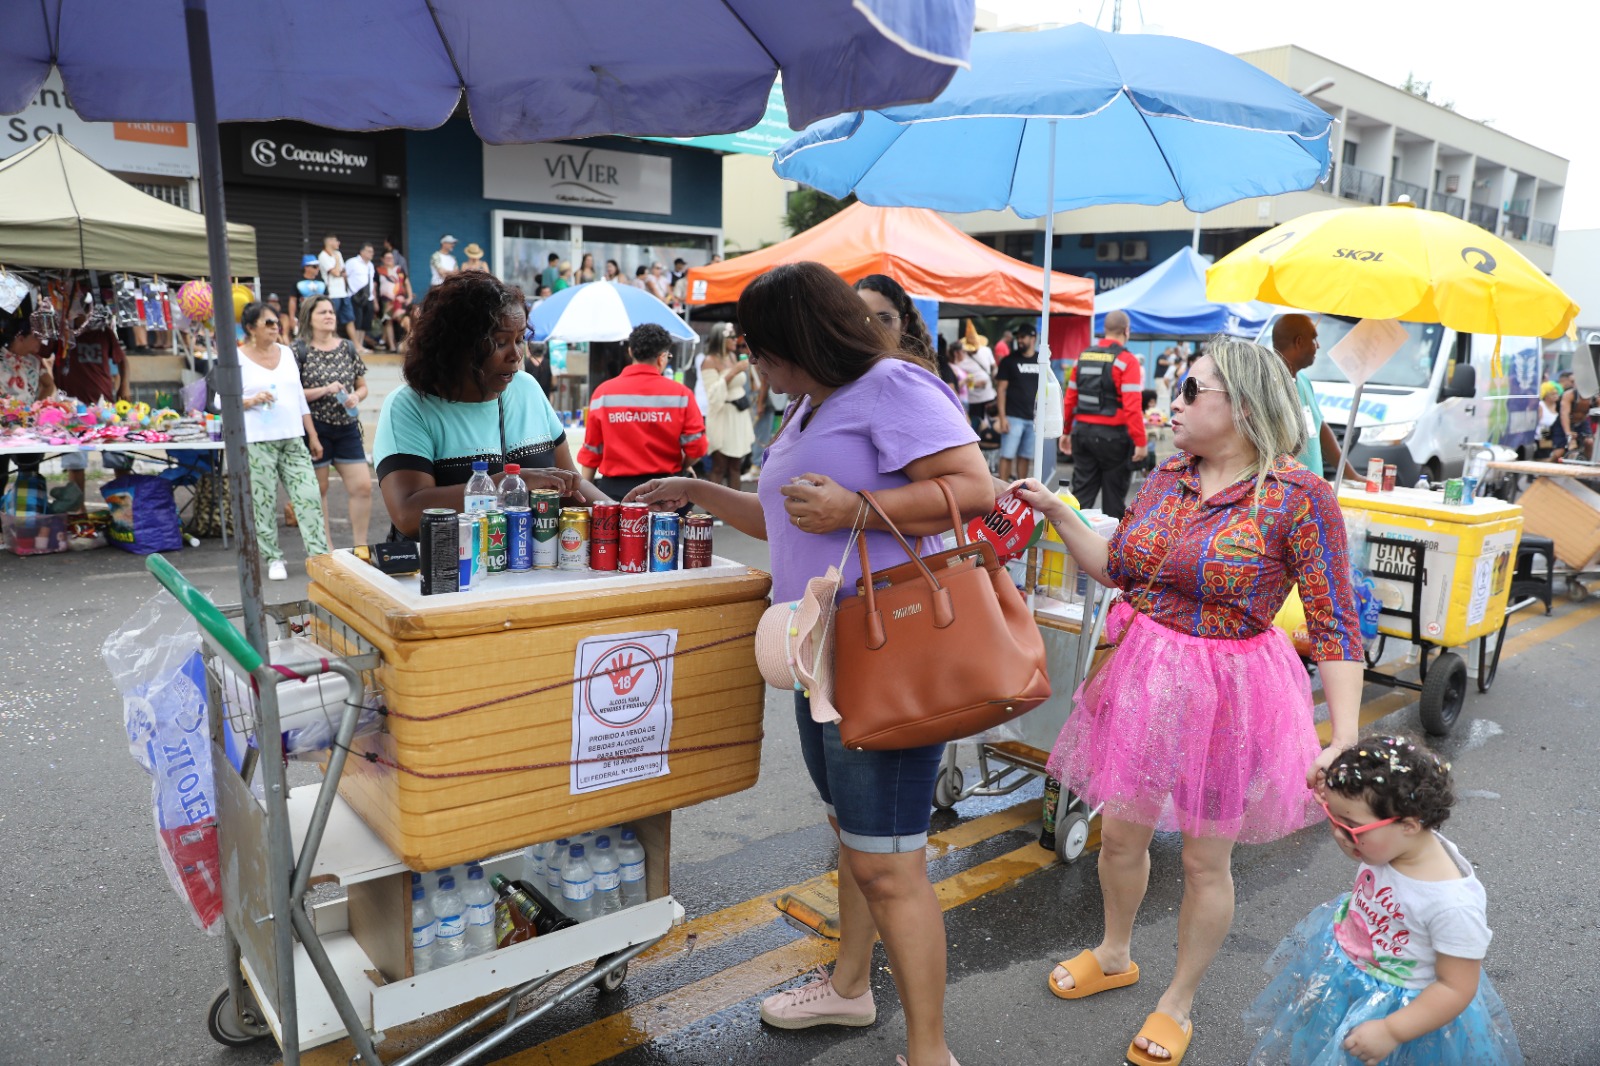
left=759, top=967, right=877, bottom=1030
left=896, top=1056, right=961, bottom=1066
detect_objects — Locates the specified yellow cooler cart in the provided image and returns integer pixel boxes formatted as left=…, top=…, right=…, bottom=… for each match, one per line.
left=1339, top=486, right=1523, bottom=735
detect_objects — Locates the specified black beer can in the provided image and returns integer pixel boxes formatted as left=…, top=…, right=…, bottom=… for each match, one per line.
left=419, top=508, right=460, bottom=596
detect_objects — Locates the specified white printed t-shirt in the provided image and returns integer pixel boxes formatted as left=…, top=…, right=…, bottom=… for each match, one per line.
left=1333, top=832, right=1493, bottom=989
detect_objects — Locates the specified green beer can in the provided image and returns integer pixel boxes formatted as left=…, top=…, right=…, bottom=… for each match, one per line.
left=484, top=509, right=508, bottom=574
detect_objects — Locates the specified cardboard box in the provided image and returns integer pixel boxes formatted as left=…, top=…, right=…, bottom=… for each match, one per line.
left=1514, top=476, right=1600, bottom=570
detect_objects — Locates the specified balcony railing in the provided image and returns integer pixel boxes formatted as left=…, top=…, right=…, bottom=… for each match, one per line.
left=1433, top=192, right=1466, bottom=218
left=1314, top=163, right=1337, bottom=196
left=1339, top=164, right=1384, bottom=205
left=1503, top=213, right=1530, bottom=241
left=1468, top=202, right=1499, bottom=231
left=1531, top=220, right=1557, bottom=246
left=1390, top=179, right=1428, bottom=208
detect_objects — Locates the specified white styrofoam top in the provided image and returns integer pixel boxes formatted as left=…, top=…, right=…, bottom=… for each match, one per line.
left=328, top=546, right=758, bottom=609
left=1339, top=484, right=1521, bottom=522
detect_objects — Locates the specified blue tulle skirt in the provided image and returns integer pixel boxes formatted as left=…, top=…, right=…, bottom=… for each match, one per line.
left=1243, top=897, right=1524, bottom=1065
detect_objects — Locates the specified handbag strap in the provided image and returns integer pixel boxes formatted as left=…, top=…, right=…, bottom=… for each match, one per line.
left=855, top=477, right=965, bottom=643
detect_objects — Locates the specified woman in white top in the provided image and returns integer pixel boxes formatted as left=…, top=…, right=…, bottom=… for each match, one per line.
left=700, top=322, right=756, bottom=489
left=228, top=302, right=330, bottom=579
left=951, top=336, right=997, bottom=431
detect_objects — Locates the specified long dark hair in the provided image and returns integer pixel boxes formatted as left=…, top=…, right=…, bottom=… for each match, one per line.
left=854, top=273, right=936, bottom=372
left=738, top=262, right=900, bottom=390
left=403, top=271, right=525, bottom=399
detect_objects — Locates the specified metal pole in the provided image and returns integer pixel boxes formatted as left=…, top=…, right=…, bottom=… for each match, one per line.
left=1032, top=118, right=1057, bottom=479
left=1191, top=212, right=1202, bottom=251
left=1331, top=381, right=1364, bottom=496
left=182, top=0, right=265, bottom=658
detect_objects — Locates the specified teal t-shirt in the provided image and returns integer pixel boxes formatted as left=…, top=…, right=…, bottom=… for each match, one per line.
left=374, top=371, right=565, bottom=487
left=1295, top=371, right=1324, bottom=477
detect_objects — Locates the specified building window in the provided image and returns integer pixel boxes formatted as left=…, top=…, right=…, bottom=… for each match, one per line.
left=132, top=181, right=191, bottom=210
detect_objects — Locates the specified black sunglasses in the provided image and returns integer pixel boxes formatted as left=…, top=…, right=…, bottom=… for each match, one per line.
left=260, top=319, right=281, bottom=329
left=1180, top=376, right=1227, bottom=405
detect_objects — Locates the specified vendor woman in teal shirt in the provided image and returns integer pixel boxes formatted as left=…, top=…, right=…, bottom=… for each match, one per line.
left=374, top=272, right=608, bottom=538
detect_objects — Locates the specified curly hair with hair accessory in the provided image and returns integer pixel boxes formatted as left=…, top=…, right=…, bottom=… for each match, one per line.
left=1323, top=734, right=1455, bottom=830
left=402, top=271, right=525, bottom=400
left=854, top=273, right=936, bottom=373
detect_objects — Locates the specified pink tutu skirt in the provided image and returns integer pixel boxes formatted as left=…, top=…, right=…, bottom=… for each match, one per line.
left=1046, top=600, right=1322, bottom=844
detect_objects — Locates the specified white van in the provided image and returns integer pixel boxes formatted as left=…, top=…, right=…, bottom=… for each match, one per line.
left=1269, top=315, right=1542, bottom=484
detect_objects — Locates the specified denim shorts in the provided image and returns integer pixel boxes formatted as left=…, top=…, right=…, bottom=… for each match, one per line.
left=331, top=295, right=355, bottom=324
left=793, top=693, right=946, bottom=854
left=999, top=416, right=1036, bottom=460
left=311, top=419, right=367, bottom=468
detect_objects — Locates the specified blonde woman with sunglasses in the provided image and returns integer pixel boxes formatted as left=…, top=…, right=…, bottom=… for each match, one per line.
left=1011, top=337, right=1366, bottom=1065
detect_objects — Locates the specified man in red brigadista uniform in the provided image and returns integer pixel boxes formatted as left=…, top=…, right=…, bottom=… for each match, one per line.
left=578, top=323, right=708, bottom=501
left=1062, top=308, right=1147, bottom=518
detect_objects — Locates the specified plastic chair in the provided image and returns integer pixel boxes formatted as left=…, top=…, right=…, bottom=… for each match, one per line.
left=158, top=449, right=229, bottom=546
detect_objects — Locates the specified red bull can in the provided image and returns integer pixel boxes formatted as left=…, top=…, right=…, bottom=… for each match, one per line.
left=457, top=514, right=476, bottom=590
left=618, top=504, right=650, bottom=573
left=650, top=512, right=680, bottom=572
left=558, top=507, right=591, bottom=570
left=682, top=513, right=714, bottom=569
left=591, top=503, right=620, bottom=571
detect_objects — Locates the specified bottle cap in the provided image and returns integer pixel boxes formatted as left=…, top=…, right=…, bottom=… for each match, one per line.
left=569, top=844, right=585, bottom=859
left=472, top=460, right=488, bottom=471
left=439, top=876, right=456, bottom=890
left=595, top=836, right=611, bottom=848
left=620, top=829, right=636, bottom=840
left=413, top=886, right=425, bottom=900
left=468, top=866, right=484, bottom=878
left=505, top=463, right=521, bottom=475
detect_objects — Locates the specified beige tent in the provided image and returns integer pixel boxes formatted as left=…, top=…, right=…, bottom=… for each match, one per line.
left=0, top=133, right=257, bottom=277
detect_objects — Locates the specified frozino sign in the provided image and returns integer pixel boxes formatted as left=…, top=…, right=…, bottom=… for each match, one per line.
left=241, top=131, right=376, bottom=185
left=483, top=142, right=672, bottom=215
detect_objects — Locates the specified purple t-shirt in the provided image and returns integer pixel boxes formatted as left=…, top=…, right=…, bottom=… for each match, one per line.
left=759, top=359, right=978, bottom=603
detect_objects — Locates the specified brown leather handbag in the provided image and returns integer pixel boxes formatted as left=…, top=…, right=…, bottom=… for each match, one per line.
left=832, top=478, right=1051, bottom=751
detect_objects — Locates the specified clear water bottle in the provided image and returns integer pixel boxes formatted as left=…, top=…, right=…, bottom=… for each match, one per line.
left=497, top=464, right=529, bottom=510
left=561, top=843, right=597, bottom=922
left=411, top=885, right=438, bottom=974
left=1415, top=474, right=1431, bottom=491
left=616, top=829, right=647, bottom=909
left=589, top=836, right=623, bottom=916
left=431, top=875, right=467, bottom=965
left=465, top=460, right=496, bottom=513
left=545, top=838, right=571, bottom=896
left=521, top=841, right=548, bottom=887
left=462, top=865, right=497, bottom=957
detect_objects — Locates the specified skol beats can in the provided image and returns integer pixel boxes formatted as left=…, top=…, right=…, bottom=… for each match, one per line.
left=682, top=513, right=714, bottom=569
left=591, top=503, right=620, bottom=571
left=558, top=507, right=591, bottom=570
left=649, top=512, right=680, bottom=572
left=618, top=503, right=650, bottom=574
left=505, top=507, right=532, bottom=572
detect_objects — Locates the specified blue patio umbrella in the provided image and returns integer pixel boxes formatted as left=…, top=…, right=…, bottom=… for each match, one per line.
left=528, top=282, right=696, bottom=344
left=773, top=23, right=1334, bottom=474
left=1094, top=248, right=1274, bottom=339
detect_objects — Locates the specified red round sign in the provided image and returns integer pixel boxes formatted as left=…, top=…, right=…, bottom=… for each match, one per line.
left=965, top=489, right=1041, bottom=563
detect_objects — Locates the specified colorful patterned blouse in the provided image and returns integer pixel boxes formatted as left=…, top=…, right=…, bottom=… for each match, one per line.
left=1107, top=453, right=1363, bottom=661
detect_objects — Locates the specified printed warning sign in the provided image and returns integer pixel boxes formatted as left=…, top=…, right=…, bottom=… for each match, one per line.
left=570, top=630, right=677, bottom=795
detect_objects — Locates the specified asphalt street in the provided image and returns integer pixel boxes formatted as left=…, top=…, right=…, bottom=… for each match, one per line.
left=1, top=476, right=1597, bottom=1066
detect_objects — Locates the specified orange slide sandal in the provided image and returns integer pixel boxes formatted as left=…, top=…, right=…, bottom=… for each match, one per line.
left=1125, top=1011, right=1193, bottom=1066
left=1046, top=949, right=1140, bottom=1000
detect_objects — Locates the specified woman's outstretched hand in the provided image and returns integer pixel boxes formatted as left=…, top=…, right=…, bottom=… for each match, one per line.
left=1008, top=478, right=1072, bottom=526
left=520, top=467, right=581, bottom=497
left=779, top=473, right=858, bottom=535
left=625, top=477, right=696, bottom=512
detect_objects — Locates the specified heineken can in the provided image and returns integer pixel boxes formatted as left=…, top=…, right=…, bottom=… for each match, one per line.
left=558, top=507, right=591, bottom=570
left=531, top=489, right=560, bottom=569
left=419, top=509, right=459, bottom=596
left=1443, top=478, right=1465, bottom=506
left=484, top=509, right=508, bottom=575
left=505, top=507, right=532, bottom=572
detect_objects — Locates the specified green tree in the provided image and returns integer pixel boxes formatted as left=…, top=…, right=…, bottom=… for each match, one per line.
left=1401, top=71, right=1454, bottom=112
left=784, top=188, right=856, bottom=236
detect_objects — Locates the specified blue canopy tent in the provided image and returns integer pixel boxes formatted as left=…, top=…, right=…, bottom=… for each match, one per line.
left=1094, top=247, right=1273, bottom=340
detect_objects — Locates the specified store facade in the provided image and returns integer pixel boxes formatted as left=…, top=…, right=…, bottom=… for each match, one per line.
left=219, top=122, right=406, bottom=303
left=404, top=119, right=722, bottom=297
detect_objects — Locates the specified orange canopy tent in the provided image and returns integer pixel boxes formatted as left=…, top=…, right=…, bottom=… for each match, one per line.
left=687, top=201, right=1093, bottom=320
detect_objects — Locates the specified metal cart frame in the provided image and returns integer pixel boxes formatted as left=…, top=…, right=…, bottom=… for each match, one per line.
left=932, top=540, right=1114, bottom=864
left=146, top=555, right=679, bottom=1066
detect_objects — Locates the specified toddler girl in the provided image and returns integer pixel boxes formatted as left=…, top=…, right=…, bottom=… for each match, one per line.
left=1244, top=736, right=1523, bottom=1065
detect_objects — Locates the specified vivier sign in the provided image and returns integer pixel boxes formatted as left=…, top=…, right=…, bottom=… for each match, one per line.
left=483, top=142, right=672, bottom=215
left=241, top=130, right=377, bottom=185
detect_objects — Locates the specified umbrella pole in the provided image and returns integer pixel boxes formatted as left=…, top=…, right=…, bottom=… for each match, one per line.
left=182, top=0, right=266, bottom=658
left=1331, top=381, right=1364, bottom=496
left=1032, top=119, right=1057, bottom=481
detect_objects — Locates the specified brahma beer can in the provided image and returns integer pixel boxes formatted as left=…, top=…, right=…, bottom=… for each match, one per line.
left=505, top=507, right=532, bottom=572
left=419, top=509, right=459, bottom=596
left=591, top=503, right=620, bottom=571
left=618, top=503, right=650, bottom=573
left=558, top=507, right=591, bottom=570
left=649, top=512, right=681, bottom=572
left=531, top=490, right=560, bottom=569
left=682, top=513, right=714, bottom=568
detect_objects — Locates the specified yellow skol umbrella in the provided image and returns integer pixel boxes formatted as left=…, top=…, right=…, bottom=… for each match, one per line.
left=1206, top=202, right=1578, bottom=339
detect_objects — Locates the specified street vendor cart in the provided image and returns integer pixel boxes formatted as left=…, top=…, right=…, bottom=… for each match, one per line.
left=150, top=547, right=769, bottom=1065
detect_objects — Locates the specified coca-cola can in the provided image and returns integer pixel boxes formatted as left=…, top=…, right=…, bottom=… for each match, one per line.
left=683, top=513, right=714, bottom=568
left=591, top=503, right=620, bottom=571
left=618, top=503, right=650, bottom=573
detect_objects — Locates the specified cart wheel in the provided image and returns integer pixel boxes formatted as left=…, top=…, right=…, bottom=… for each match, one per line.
left=1055, top=811, right=1091, bottom=864
left=1566, top=578, right=1588, bottom=603
left=932, top=765, right=965, bottom=811
left=207, top=985, right=270, bottom=1047
left=1418, top=652, right=1467, bottom=736
left=594, top=956, right=629, bottom=995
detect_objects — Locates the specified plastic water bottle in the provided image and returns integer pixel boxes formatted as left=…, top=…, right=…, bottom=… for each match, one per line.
left=465, top=460, right=496, bottom=513
left=497, top=464, right=529, bottom=509
left=432, top=866, right=455, bottom=891
left=589, top=836, right=623, bottom=916
left=431, top=875, right=467, bottom=965
left=411, top=885, right=438, bottom=974
left=616, top=830, right=647, bottom=909
left=1415, top=474, right=1432, bottom=491
left=462, top=865, right=497, bottom=957
left=521, top=842, right=548, bottom=886
left=561, top=843, right=597, bottom=922
left=545, top=838, right=571, bottom=896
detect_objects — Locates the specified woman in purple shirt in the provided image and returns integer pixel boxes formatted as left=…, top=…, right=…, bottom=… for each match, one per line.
left=629, top=263, right=992, bottom=1066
